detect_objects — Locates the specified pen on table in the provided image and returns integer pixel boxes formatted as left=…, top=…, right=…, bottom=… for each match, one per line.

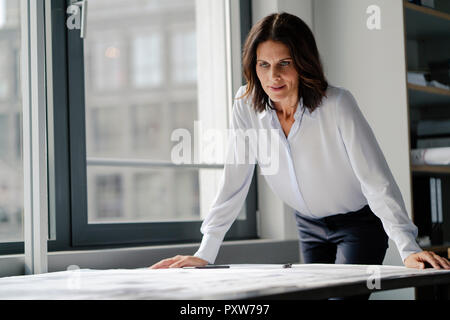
left=182, top=265, right=230, bottom=269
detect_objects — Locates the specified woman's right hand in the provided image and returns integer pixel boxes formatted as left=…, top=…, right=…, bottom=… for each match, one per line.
left=149, top=255, right=209, bottom=269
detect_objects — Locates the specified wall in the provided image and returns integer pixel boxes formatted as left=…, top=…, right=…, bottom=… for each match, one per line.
left=313, top=0, right=413, bottom=299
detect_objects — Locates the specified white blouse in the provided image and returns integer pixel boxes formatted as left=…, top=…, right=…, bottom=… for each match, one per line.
left=194, top=85, right=422, bottom=264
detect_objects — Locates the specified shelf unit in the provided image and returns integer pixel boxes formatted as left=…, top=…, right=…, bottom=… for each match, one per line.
left=404, top=0, right=450, bottom=262
left=412, top=165, right=450, bottom=174
left=408, top=84, right=450, bottom=106
left=405, top=3, right=450, bottom=300
left=404, top=1, right=450, bottom=38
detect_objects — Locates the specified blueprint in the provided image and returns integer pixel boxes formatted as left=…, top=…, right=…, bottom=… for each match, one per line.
left=0, top=264, right=449, bottom=300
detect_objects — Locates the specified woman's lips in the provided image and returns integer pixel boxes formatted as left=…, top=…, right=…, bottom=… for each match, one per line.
left=270, top=85, right=286, bottom=91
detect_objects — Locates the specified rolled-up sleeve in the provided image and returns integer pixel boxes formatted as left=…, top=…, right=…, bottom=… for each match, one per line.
left=194, top=88, right=256, bottom=264
left=335, top=89, right=422, bottom=262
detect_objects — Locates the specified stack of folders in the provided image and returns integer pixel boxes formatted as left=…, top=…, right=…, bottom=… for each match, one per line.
left=416, top=119, right=450, bottom=149
left=417, top=137, right=450, bottom=149
left=407, top=71, right=450, bottom=90
left=407, top=71, right=428, bottom=87
left=429, top=177, right=450, bottom=245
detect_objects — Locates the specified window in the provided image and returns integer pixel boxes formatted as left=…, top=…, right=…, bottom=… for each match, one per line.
left=89, top=106, right=126, bottom=155
left=93, top=174, right=123, bottom=221
left=171, top=29, right=197, bottom=84
left=131, top=104, right=165, bottom=156
left=0, top=0, right=23, bottom=246
left=1, top=0, right=255, bottom=254
left=132, top=33, right=163, bottom=88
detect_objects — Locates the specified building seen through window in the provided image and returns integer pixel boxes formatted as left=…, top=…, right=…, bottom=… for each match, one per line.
left=0, top=0, right=22, bottom=243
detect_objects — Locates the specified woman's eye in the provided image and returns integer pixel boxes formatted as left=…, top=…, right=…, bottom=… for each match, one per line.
left=258, top=61, right=290, bottom=68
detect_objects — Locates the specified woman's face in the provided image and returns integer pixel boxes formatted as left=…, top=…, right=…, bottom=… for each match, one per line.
left=255, top=40, right=299, bottom=108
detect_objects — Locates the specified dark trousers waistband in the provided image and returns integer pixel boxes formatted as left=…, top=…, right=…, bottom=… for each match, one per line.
left=321, top=204, right=372, bottom=221
left=296, top=205, right=381, bottom=232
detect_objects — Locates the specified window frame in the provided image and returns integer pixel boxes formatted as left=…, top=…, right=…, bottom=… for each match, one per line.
left=58, top=0, right=256, bottom=249
left=0, top=0, right=49, bottom=258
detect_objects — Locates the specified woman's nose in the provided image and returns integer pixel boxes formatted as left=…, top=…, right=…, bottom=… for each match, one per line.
left=270, top=68, right=281, bottom=80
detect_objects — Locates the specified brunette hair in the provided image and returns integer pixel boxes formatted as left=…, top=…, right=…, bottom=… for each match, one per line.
left=240, top=12, right=328, bottom=113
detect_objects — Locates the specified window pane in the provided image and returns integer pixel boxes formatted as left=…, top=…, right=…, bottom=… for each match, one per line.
left=84, top=0, right=209, bottom=223
left=90, top=38, right=125, bottom=91
left=87, top=166, right=203, bottom=223
left=87, top=164, right=246, bottom=223
left=0, top=0, right=22, bottom=243
left=171, top=29, right=196, bottom=84
left=132, top=33, right=162, bottom=88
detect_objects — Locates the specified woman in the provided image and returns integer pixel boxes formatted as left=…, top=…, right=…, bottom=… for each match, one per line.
left=151, top=13, right=450, bottom=273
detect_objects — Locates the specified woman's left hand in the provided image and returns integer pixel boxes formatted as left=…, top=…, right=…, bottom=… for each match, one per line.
left=404, top=251, right=450, bottom=270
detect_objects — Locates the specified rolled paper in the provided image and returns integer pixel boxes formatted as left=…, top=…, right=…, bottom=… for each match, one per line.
left=411, top=147, right=450, bottom=165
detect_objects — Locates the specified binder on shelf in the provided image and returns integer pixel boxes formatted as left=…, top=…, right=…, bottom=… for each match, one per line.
left=427, top=176, right=450, bottom=245
left=413, top=175, right=449, bottom=245
left=441, top=176, right=450, bottom=244
left=417, top=120, right=450, bottom=137
left=437, top=178, right=443, bottom=225
left=417, top=137, right=450, bottom=149
left=430, top=177, right=443, bottom=245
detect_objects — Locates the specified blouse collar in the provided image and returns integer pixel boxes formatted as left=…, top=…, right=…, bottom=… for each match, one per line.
left=258, top=97, right=317, bottom=120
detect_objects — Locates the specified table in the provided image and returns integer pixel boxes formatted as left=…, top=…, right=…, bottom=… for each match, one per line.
left=0, top=264, right=449, bottom=300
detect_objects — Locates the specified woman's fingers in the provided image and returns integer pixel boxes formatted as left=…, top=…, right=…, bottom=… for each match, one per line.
left=168, top=259, right=186, bottom=268
left=148, top=260, right=170, bottom=269
left=149, top=256, right=179, bottom=269
left=149, top=255, right=209, bottom=269
left=431, top=253, right=450, bottom=270
left=168, top=256, right=208, bottom=268
left=405, top=251, right=450, bottom=270
left=419, top=251, right=450, bottom=270
left=424, top=252, right=441, bottom=269
left=442, top=256, right=450, bottom=269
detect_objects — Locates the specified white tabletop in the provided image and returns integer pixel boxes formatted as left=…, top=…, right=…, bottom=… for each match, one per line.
left=0, top=264, right=449, bottom=300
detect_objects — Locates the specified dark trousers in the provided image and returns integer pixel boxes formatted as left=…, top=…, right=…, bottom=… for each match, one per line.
left=294, top=204, right=389, bottom=300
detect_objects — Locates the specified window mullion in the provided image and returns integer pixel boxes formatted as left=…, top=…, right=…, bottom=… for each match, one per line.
left=21, top=0, right=48, bottom=275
